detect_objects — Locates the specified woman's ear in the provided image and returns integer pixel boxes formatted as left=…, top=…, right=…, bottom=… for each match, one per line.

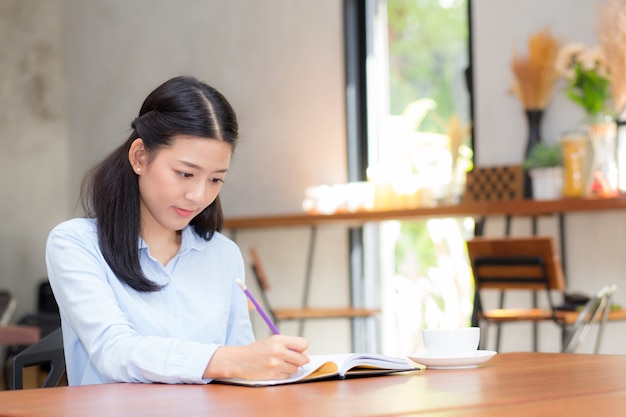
left=128, top=138, right=146, bottom=175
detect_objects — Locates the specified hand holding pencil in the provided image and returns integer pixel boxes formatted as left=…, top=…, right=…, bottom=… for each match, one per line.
left=200, top=279, right=309, bottom=380
left=203, top=279, right=309, bottom=381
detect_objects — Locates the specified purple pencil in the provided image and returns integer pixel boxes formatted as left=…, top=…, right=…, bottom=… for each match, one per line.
left=236, top=279, right=280, bottom=335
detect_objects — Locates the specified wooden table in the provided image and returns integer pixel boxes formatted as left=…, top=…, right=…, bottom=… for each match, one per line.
left=1, top=352, right=625, bottom=416
left=0, top=325, right=40, bottom=346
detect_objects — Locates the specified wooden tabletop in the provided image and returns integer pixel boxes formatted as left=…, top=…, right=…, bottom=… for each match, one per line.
left=1, top=352, right=626, bottom=416
left=223, top=196, right=626, bottom=229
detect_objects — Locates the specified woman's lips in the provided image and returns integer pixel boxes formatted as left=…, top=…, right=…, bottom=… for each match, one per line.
left=174, top=207, right=195, bottom=217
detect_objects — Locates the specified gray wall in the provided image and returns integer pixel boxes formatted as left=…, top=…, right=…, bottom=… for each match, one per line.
left=0, top=0, right=69, bottom=320
left=63, top=0, right=348, bottom=217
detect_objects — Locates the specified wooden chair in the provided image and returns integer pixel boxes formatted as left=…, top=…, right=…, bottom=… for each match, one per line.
left=467, top=236, right=567, bottom=351
left=248, top=248, right=380, bottom=339
left=468, top=236, right=626, bottom=352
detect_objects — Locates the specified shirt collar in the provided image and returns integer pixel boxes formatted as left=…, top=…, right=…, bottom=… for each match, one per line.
left=137, top=226, right=207, bottom=254
left=179, top=226, right=207, bottom=254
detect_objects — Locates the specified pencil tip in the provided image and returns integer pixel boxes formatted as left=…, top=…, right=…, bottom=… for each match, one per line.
left=235, top=278, right=246, bottom=290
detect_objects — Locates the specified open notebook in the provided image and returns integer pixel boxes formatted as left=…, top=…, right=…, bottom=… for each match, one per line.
left=214, top=353, right=418, bottom=387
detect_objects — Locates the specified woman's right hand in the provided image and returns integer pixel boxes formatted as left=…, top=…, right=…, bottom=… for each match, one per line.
left=203, top=334, right=310, bottom=381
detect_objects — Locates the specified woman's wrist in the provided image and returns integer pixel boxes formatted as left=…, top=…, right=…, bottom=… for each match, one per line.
left=203, top=345, right=241, bottom=379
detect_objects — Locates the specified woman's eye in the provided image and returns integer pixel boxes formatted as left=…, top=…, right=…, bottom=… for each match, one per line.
left=177, top=171, right=193, bottom=178
left=210, top=178, right=224, bottom=184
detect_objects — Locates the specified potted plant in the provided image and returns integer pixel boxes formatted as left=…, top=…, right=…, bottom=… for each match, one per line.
left=524, top=142, right=564, bottom=200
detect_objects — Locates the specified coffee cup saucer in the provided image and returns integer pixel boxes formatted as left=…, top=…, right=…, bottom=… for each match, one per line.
left=407, top=350, right=497, bottom=369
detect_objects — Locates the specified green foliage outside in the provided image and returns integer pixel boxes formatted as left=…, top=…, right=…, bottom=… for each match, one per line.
left=387, top=0, right=469, bottom=134
left=387, top=0, right=470, bottom=278
left=394, top=221, right=438, bottom=278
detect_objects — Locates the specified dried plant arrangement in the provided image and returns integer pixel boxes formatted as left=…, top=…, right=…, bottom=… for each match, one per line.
left=596, top=0, right=626, bottom=114
left=510, top=28, right=561, bottom=109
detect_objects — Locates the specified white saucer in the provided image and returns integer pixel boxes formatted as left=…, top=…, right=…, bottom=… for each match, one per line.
left=407, top=350, right=497, bottom=369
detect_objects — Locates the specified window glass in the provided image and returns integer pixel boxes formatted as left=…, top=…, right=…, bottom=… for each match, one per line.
left=367, top=0, right=475, bottom=356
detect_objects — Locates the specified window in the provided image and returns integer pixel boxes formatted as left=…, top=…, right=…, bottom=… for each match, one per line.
left=346, top=0, right=474, bottom=356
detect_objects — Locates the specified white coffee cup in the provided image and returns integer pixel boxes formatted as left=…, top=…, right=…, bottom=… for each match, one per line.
left=422, top=327, right=480, bottom=357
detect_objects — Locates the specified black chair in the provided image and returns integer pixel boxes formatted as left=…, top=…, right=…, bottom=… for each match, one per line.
left=37, top=280, right=59, bottom=315
left=3, top=280, right=61, bottom=388
left=12, top=327, right=65, bottom=389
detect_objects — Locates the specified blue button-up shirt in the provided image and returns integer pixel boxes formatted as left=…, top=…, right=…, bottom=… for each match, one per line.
left=46, top=218, right=254, bottom=386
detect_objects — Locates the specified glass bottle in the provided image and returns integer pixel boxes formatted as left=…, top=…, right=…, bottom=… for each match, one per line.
left=560, top=130, right=588, bottom=198
left=587, top=114, right=619, bottom=197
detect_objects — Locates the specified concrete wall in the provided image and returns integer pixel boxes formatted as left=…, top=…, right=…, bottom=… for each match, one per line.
left=0, top=0, right=69, bottom=321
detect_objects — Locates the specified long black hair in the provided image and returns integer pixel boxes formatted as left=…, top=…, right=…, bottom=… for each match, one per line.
left=81, top=76, right=239, bottom=292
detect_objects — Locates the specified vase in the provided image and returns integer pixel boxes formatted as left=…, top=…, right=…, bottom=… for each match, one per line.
left=524, top=109, right=544, bottom=198
left=529, top=166, right=563, bottom=201
left=587, top=114, right=619, bottom=197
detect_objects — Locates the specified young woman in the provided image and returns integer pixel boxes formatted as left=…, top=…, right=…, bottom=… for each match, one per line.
left=46, top=75, right=309, bottom=386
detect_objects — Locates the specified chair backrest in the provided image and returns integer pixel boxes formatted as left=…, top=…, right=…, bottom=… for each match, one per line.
left=562, top=284, right=617, bottom=353
left=12, top=327, right=65, bottom=389
left=0, top=290, right=17, bottom=326
left=248, top=248, right=276, bottom=320
left=249, top=248, right=271, bottom=292
left=467, top=236, right=566, bottom=292
left=38, top=280, right=59, bottom=315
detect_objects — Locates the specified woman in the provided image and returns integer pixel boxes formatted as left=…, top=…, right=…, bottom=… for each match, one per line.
left=46, top=75, right=309, bottom=385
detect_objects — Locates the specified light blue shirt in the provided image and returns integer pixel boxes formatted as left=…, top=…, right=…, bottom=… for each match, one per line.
left=45, top=218, right=255, bottom=386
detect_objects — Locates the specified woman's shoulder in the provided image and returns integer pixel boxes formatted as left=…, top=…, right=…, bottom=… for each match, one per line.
left=211, top=231, right=238, bottom=248
left=46, top=218, right=102, bottom=260
left=48, top=217, right=98, bottom=240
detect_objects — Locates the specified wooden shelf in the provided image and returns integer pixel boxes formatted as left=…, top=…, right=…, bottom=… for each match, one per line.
left=224, top=196, right=626, bottom=229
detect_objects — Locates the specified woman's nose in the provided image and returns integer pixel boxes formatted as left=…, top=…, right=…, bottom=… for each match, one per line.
left=185, top=180, right=206, bottom=202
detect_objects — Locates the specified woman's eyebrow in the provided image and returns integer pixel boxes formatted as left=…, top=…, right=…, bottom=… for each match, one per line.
left=178, top=159, right=229, bottom=173
left=178, top=160, right=202, bottom=169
